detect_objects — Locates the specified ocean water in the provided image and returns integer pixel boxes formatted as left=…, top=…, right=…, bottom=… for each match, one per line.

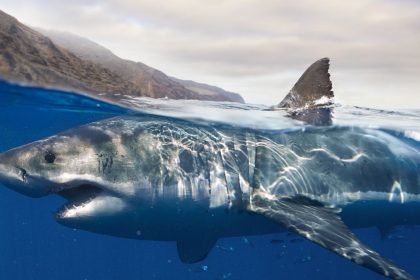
left=0, top=79, right=419, bottom=280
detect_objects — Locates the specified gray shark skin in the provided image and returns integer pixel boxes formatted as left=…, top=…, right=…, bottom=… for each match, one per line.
left=0, top=59, right=419, bottom=280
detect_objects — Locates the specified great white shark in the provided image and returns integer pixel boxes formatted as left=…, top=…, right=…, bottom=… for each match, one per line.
left=0, top=58, right=419, bottom=279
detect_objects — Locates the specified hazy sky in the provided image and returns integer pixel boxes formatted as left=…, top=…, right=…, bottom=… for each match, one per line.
left=1, top=1, right=419, bottom=108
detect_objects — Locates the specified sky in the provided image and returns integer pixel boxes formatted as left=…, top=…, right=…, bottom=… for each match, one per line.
left=1, top=0, right=419, bottom=108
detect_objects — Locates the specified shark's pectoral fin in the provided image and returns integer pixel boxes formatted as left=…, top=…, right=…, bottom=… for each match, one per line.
left=250, top=192, right=414, bottom=280
left=176, top=236, right=217, bottom=263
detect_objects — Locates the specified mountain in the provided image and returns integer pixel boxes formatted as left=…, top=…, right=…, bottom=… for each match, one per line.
left=0, top=10, right=141, bottom=101
left=0, top=10, right=244, bottom=103
left=38, top=29, right=245, bottom=103
left=169, top=77, right=245, bottom=103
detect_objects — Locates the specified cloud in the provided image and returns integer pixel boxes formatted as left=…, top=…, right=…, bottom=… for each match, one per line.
left=1, top=0, right=419, bottom=107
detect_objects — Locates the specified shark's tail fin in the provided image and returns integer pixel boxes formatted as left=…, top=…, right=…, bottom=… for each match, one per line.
left=277, top=58, right=334, bottom=109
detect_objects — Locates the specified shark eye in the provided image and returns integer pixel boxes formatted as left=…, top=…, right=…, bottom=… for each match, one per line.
left=44, top=151, right=56, bottom=164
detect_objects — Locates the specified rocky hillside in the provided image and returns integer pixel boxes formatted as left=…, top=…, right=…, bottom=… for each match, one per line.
left=39, top=29, right=244, bottom=103
left=0, top=10, right=140, bottom=101
left=0, top=10, right=244, bottom=103
left=170, top=77, right=245, bottom=103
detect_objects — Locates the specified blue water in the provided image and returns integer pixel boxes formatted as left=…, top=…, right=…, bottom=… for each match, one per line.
left=0, top=80, right=419, bottom=280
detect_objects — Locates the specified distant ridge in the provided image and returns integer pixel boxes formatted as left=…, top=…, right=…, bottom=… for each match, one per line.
left=0, top=10, right=244, bottom=103
left=169, top=76, right=245, bottom=103
left=40, top=29, right=245, bottom=103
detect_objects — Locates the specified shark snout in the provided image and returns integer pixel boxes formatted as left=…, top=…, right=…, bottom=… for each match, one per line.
left=0, top=152, right=47, bottom=198
left=0, top=161, right=24, bottom=191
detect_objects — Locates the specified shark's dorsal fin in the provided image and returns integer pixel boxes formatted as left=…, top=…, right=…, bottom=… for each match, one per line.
left=277, top=58, right=333, bottom=109
left=177, top=236, right=217, bottom=263
left=249, top=192, right=414, bottom=280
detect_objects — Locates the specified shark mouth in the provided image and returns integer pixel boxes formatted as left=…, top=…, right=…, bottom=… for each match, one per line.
left=55, top=184, right=104, bottom=219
